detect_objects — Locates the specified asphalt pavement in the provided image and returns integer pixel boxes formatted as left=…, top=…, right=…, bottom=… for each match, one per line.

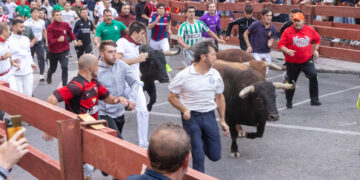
left=7, top=44, right=360, bottom=180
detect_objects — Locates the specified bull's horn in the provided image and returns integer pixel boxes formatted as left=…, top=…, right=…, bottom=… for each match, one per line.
left=265, top=62, right=282, bottom=70
left=163, top=47, right=181, bottom=56
left=242, top=62, right=250, bottom=66
left=239, top=85, right=255, bottom=99
left=272, top=82, right=295, bottom=90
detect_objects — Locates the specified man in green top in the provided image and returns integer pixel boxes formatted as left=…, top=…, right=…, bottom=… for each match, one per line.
left=177, top=6, right=224, bottom=66
left=94, top=9, right=128, bottom=49
left=53, top=0, right=65, bottom=11
left=15, top=0, right=31, bottom=19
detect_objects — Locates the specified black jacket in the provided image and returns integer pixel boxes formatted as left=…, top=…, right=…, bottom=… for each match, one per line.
left=135, top=1, right=147, bottom=24
left=73, top=18, right=94, bottom=45
left=226, top=17, right=256, bottom=39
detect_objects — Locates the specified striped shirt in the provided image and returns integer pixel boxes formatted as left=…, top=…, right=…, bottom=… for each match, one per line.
left=149, top=12, right=170, bottom=41
left=177, top=20, right=210, bottom=47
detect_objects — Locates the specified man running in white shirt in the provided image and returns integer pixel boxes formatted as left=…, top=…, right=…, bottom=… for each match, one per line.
left=8, top=19, right=38, bottom=96
left=25, top=7, right=47, bottom=82
left=4, top=0, right=16, bottom=21
left=61, top=1, right=78, bottom=28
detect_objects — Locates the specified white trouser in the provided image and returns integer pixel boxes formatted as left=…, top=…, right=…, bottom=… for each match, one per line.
left=150, top=38, right=170, bottom=63
left=15, top=73, right=33, bottom=96
left=146, top=29, right=152, bottom=44
left=0, top=71, right=17, bottom=91
left=136, top=85, right=149, bottom=148
left=252, top=53, right=271, bottom=74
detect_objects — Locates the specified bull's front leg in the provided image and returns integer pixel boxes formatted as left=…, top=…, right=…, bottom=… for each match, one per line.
left=246, top=121, right=266, bottom=139
left=143, top=81, right=156, bottom=111
left=230, top=124, right=240, bottom=158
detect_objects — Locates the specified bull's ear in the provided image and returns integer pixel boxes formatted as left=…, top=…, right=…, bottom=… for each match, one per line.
left=239, top=85, right=255, bottom=99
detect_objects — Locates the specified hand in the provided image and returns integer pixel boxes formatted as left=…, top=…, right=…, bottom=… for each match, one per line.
left=57, top=36, right=65, bottom=42
left=73, top=40, right=78, bottom=47
left=42, top=133, right=54, bottom=141
left=220, top=120, right=229, bottom=136
left=115, top=96, right=129, bottom=106
left=34, top=37, right=38, bottom=43
left=1, top=52, right=11, bottom=60
left=313, top=50, right=319, bottom=60
left=218, top=39, right=225, bottom=44
left=268, top=38, right=274, bottom=48
left=0, top=128, right=28, bottom=170
left=156, top=15, right=161, bottom=21
left=286, top=49, right=296, bottom=56
left=185, top=45, right=191, bottom=50
left=77, top=40, right=83, bottom=46
left=167, top=29, right=172, bottom=34
left=246, top=46, right=252, bottom=54
left=31, top=64, right=38, bottom=71
left=71, top=20, right=74, bottom=24
left=182, top=109, right=191, bottom=120
left=95, top=43, right=100, bottom=49
left=126, top=100, right=136, bottom=111
left=225, top=36, right=230, bottom=40
left=11, top=59, right=20, bottom=70
left=138, top=53, right=148, bottom=62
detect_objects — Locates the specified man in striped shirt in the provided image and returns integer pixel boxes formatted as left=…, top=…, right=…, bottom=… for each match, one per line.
left=177, top=6, right=224, bottom=66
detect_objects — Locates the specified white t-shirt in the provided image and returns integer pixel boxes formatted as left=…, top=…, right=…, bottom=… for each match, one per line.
left=0, top=41, right=12, bottom=74
left=24, top=18, right=45, bottom=41
left=168, top=64, right=224, bottom=112
left=61, top=10, right=78, bottom=27
left=116, top=38, right=140, bottom=80
left=94, top=1, right=105, bottom=17
left=4, top=2, right=17, bottom=19
left=8, top=34, right=34, bottom=76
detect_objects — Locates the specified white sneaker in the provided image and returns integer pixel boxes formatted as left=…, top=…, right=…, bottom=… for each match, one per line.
left=39, top=75, right=45, bottom=82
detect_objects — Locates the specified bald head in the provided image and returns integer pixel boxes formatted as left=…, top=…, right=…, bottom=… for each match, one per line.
left=78, top=54, right=97, bottom=70
left=148, top=122, right=191, bottom=173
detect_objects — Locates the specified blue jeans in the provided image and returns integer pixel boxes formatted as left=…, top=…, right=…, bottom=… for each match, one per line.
left=181, top=110, right=221, bottom=173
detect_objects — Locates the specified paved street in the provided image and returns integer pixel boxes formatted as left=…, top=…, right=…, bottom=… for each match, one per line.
left=7, top=45, right=360, bottom=180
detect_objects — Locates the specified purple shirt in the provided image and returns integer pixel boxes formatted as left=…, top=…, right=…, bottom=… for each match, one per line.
left=247, top=21, right=278, bottom=53
left=200, top=13, right=221, bottom=38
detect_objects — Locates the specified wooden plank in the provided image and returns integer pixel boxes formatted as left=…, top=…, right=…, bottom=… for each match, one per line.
left=57, top=119, right=84, bottom=180
left=170, top=1, right=186, bottom=10
left=0, top=80, right=8, bottom=87
left=82, top=129, right=218, bottom=180
left=319, top=46, right=360, bottom=62
left=170, top=13, right=186, bottom=22
left=186, top=1, right=207, bottom=11
left=314, top=5, right=360, bottom=18
left=315, top=26, right=360, bottom=40
left=269, top=4, right=299, bottom=14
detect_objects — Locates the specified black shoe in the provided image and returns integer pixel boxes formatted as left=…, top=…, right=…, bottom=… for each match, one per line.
left=286, top=101, right=292, bottom=109
left=46, top=71, right=52, bottom=84
left=311, top=100, right=322, bottom=106
left=101, top=171, right=108, bottom=176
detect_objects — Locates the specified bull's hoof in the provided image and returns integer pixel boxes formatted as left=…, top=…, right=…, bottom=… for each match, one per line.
left=238, top=131, right=247, bottom=138
left=230, top=152, right=240, bottom=158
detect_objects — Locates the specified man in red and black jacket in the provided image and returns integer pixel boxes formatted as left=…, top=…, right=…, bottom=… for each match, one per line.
left=44, top=54, right=129, bottom=138
left=46, top=10, right=79, bottom=86
left=278, top=12, right=321, bottom=109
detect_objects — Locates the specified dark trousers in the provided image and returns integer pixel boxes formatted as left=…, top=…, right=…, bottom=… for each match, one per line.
left=76, top=44, right=92, bottom=59
left=239, top=37, right=247, bottom=51
left=31, top=41, right=45, bottom=75
left=285, top=58, right=319, bottom=102
left=99, top=115, right=125, bottom=139
left=181, top=110, right=221, bottom=173
left=48, top=50, right=69, bottom=86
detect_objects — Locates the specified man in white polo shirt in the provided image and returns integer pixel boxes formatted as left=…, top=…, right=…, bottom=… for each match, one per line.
left=116, top=21, right=149, bottom=148
left=168, top=39, right=229, bottom=173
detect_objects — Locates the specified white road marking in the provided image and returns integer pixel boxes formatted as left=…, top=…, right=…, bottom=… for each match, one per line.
left=278, top=85, right=360, bottom=111
left=152, top=101, right=170, bottom=108
left=338, top=122, right=357, bottom=127
left=149, top=111, right=360, bottom=136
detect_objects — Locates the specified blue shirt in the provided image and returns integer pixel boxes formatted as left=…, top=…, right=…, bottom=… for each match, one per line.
left=126, top=169, right=171, bottom=180
left=247, top=21, right=278, bottom=53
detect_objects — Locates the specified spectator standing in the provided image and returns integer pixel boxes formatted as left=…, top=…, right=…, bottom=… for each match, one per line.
left=200, top=2, right=222, bottom=50
left=278, top=12, right=322, bottom=108
left=148, top=3, right=172, bottom=71
left=177, top=6, right=224, bottom=66
left=244, top=8, right=277, bottom=73
left=4, top=0, right=17, bottom=21
left=84, top=0, right=96, bottom=21
left=94, top=9, right=127, bottom=48
left=61, top=1, right=78, bottom=28
left=53, top=0, right=65, bottom=11
left=8, top=19, right=38, bottom=96
left=25, top=7, right=47, bottom=82
left=98, top=40, right=138, bottom=139
left=73, top=7, right=94, bottom=59
left=42, top=0, right=52, bottom=19
left=71, top=0, right=83, bottom=17
left=115, top=3, right=135, bottom=38
left=30, top=1, right=37, bottom=8
left=97, top=0, right=118, bottom=25
left=0, top=6, right=9, bottom=23
left=168, top=39, right=229, bottom=173
left=15, top=0, right=30, bottom=19
left=0, top=22, right=19, bottom=91
left=225, top=4, right=256, bottom=51
left=126, top=122, right=191, bottom=180
left=116, top=21, right=149, bottom=148
left=135, top=0, right=147, bottom=25
left=46, top=10, right=78, bottom=86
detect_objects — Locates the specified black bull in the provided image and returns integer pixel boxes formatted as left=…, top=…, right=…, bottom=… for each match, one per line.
left=139, top=45, right=180, bottom=111
left=214, top=60, right=294, bottom=158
